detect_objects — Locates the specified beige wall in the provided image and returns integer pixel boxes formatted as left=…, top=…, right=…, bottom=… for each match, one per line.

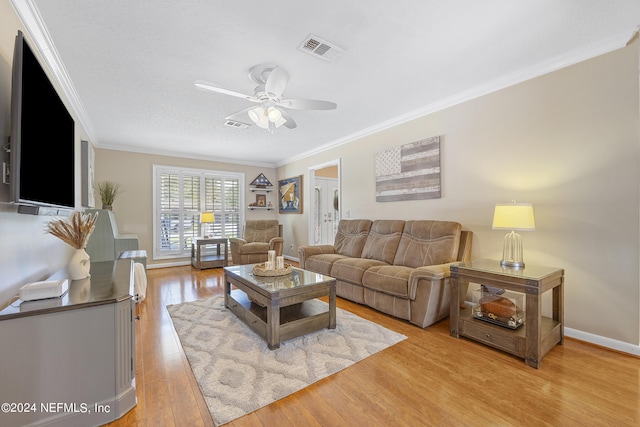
left=93, top=149, right=276, bottom=267
left=277, top=42, right=640, bottom=347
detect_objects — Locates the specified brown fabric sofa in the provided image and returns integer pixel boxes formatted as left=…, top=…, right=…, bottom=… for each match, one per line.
left=229, top=220, right=284, bottom=265
left=298, top=219, right=472, bottom=328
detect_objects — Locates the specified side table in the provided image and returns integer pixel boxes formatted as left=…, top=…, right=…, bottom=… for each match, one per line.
left=191, top=238, right=228, bottom=269
left=449, top=259, right=564, bottom=368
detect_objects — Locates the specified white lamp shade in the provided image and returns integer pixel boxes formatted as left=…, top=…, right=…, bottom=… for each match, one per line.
left=200, top=212, right=215, bottom=223
left=492, top=203, right=535, bottom=231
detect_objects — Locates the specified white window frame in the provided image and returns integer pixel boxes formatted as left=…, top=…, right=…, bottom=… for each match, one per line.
left=152, top=165, right=244, bottom=260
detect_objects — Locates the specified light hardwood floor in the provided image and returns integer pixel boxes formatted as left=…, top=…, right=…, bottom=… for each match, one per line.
left=107, top=265, right=640, bottom=426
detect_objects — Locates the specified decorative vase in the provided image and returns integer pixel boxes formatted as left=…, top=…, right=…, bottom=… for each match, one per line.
left=68, top=248, right=91, bottom=280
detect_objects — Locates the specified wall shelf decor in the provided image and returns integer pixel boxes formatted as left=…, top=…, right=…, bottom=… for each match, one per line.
left=249, top=173, right=274, bottom=210
left=250, top=173, right=273, bottom=188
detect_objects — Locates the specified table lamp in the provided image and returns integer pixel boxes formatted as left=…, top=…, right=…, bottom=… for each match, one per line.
left=492, top=202, right=535, bottom=269
left=200, top=212, right=215, bottom=238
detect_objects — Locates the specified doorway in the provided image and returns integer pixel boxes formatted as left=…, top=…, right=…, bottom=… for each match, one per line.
left=308, top=159, right=341, bottom=245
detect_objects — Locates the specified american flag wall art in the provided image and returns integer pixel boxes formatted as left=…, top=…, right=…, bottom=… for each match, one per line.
left=375, top=135, right=441, bottom=202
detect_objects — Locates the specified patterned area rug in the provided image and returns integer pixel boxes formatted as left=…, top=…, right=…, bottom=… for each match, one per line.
left=167, top=295, right=406, bottom=426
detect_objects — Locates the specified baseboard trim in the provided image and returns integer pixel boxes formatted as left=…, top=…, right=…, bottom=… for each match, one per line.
left=565, top=327, right=640, bottom=357
left=284, top=255, right=300, bottom=263
left=147, top=260, right=190, bottom=269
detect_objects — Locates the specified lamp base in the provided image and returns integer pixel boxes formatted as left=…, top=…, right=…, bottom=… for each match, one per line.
left=501, top=231, right=525, bottom=269
left=500, top=259, right=525, bottom=269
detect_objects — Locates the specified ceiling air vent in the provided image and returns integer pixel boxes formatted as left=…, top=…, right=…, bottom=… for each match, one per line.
left=298, top=35, right=345, bottom=62
left=224, top=120, right=249, bottom=129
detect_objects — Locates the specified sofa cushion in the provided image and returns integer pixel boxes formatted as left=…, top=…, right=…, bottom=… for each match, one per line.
left=331, top=258, right=388, bottom=285
left=239, top=242, right=270, bottom=254
left=304, top=254, right=349, bottom=276
left=362, top=265, right=413, bottom=299
left=393, top=220, right=461, bottom=268
left=361, top=220, right=405, bottom=264
left=333, top=219, right=372, bottom=258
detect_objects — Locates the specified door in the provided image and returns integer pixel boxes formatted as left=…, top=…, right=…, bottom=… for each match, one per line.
left=314, top=177, right=339, bottom=245
left=308, top=160, right=341, bottom=246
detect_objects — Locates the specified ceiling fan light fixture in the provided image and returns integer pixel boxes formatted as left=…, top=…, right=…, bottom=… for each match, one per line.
left=248, top=106, right=286, bottom=131
left=198, top=64, right=334, bottom=132
left=267, top=107, right=282, bottom=122
left=248, top=107, right=263, bottom=125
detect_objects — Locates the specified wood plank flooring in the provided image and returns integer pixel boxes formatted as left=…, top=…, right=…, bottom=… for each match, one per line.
left=106, top=265, right=640, bottom=426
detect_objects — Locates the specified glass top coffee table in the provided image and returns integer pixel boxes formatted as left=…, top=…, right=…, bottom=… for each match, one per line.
left=223, top=264, right=336, bottom=349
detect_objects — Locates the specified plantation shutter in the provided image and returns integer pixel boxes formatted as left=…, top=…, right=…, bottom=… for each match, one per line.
left=154, top=166, right=244, bottom=259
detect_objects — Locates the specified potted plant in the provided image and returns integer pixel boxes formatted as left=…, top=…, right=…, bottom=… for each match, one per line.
left=97, top=181, right=122, bottom=210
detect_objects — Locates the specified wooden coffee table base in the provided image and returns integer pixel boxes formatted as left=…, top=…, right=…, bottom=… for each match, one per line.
left=224, top=268, right=336, bottom=350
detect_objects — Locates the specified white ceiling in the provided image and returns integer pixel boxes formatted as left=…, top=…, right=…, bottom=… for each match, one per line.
left=13, top=0, right=640, bottom=167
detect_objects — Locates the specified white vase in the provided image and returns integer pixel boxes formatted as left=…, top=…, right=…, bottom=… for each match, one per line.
left=68, top=248, right=91, bottom=280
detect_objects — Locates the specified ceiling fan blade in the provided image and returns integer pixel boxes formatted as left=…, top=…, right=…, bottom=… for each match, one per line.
left=265, top=66, right=289, bottom=99
left=279, top=98, right=337, bottom=110
left=279, top=109, right=297, bottom=129
left=194, top=80, right=259, bottom=102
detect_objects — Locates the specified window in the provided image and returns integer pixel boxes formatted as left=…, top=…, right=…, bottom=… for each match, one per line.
left=153, top=165, right=244, bottom=259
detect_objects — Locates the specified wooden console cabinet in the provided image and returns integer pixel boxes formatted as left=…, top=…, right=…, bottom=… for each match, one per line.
left=0, top=260, right=137, bottom=426
left=449, top=259, right=564, bottom=368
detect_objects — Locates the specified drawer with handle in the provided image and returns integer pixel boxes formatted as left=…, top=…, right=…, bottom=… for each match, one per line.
left=461, top=319, right=525, bottom=357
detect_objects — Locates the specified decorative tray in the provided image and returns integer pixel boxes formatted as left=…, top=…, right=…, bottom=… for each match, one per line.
left=253, top=263, right=292, bottom=277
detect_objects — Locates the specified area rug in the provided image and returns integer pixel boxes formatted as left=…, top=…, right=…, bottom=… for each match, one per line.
left=166, top=295, right=406, bottom=426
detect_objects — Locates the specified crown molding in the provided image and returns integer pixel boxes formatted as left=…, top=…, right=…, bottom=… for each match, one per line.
left=277, top=29, right=636, bottom=167
left=96, top=143, right=277, bottom=169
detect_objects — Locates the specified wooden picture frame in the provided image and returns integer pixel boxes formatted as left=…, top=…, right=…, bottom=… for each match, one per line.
left=278, top=175, right=303, bottom=214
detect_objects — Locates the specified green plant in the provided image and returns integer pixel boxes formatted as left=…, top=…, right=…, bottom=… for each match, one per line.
left=97, top=181, right=122, bottom=208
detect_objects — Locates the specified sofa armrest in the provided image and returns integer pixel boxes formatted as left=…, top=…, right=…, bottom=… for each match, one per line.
left=269, top=236, right=284, bottom=257
left=406, top=262, right=458, bottom=299
left=229, top=237, right=247, bottom=246
left=411, top=262, right=458, bottom=280
left=297, top=245, right=336, bottom=268
left=229, top=237, right=247, bottom=261
left=410, top=262, right=467, bottom=307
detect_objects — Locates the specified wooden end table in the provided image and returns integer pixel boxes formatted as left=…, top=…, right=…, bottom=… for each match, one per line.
left=450, top=259, right=564, bottom=368
left=191, top=238, right=228, bottom=269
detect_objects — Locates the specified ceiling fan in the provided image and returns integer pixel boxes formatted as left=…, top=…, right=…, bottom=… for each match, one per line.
left=195, top=64, right=337, bottom=133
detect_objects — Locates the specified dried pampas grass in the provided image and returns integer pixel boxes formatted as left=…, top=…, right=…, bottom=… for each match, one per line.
left=47, top=211, right=99, bottom=249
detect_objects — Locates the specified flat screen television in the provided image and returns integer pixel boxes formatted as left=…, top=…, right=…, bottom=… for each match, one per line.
left=10, top=30, right=75, bottom=210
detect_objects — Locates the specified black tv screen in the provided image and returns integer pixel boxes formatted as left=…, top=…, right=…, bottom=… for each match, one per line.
left=10, top=30, right=75, bottom=209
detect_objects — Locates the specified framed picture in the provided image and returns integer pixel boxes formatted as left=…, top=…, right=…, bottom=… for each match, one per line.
left=255, top=193, right=266, bottom=207
left=278, top=175, right=303, bottom=214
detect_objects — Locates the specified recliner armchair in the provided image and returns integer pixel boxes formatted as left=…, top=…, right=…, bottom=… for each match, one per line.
left=229, top=220, right=284, bottom=265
